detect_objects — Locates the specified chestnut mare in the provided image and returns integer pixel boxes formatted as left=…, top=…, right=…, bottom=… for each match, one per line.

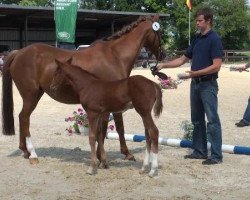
left=2, top=15, right=162, bottom=165
left=51, top=59, right=163, bottom=177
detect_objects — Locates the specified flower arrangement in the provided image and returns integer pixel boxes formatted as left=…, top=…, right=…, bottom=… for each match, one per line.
left=65, top=108, right=116, bottom=135
left=65, top=108, right=89, bottom=134
left=158, top=77, right=182, bottom=89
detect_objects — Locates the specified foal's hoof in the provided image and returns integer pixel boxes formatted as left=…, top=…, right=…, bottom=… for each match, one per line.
left=124, top=154, right=136, bottom=161
left=29, top=158, right=39, bottom=165
left=139, top=166, right=149, bottom=175
left=99, top=162, right=109, bottom=169
left=139, top=169, right=147, bottom=175
left=148, top=169, right=158, bottom=178
left=86, top=167, right=97, bottom=175
left=23, top=151, right=30, bottom=159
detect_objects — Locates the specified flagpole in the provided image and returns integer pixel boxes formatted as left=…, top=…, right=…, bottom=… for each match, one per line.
left=188, top=9, right=191, bottom=45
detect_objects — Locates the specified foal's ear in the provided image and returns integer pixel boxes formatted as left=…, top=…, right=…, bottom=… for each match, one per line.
left=152, top=15, right=159, bottom=22
left=66, top=57, right=73, bottom=65
left=54, top=59, right=64, bottom=74
left=55, top=59, right=63, bottom=67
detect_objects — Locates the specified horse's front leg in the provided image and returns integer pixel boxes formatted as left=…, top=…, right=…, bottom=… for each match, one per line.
left=113, top=112, right=135, bottom=161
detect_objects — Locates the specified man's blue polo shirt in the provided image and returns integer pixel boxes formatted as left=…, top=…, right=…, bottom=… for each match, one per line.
left=185, top=30, right=223, bottom=73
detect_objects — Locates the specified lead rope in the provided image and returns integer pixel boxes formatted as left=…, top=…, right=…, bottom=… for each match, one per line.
left=150, top=30, right=169, bottom=80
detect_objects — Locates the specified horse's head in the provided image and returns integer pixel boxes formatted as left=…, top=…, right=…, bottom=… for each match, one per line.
left=142, top=15, right=164, bottom=61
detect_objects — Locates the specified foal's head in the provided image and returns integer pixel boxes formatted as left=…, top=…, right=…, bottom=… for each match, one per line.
left=51, top=58, right=99, bottom=93
left=50, top=58, right=75, bottom=92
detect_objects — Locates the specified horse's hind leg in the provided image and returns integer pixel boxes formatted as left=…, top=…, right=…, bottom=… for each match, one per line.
left=19, top=90, right=44, bottom=164
left=141, top=114, right=159, bottom=177
left=139, top=129, right=151, bottom=174
left=113, top=113, right=135, bottom=161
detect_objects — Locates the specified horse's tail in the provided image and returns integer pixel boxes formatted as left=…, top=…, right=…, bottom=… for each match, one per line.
left=2, top=50, right=18, bottom=135
left=153, top=83, right=163, bottom=118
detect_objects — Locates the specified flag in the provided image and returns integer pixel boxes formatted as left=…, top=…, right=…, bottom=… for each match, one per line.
left=55, top=0, right=78, bottom=43
left=186, top=0, right=192, bottom=10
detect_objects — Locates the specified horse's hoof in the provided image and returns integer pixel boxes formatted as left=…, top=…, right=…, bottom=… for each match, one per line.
left=124, top=154, right=136, bottom=161
left=86, top=167, right=97, bottom=175
left=148, top=169, right=158, bottom=178
left=29, top=158, right=39, bottom=165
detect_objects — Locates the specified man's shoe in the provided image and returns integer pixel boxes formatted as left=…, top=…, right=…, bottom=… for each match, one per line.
left=184, top=154, right=208, bottom=159
left=235, top=120, right=250, bottom=127
left=202, top=159, right=222, bottom=165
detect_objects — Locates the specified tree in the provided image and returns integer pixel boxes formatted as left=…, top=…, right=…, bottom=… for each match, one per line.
left=168, top=0, right=250, bottom=50
left=19, top=0, right=48, bottom=6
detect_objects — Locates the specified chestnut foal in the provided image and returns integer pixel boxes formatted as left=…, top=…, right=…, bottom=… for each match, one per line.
left=51, top=59, right=163, bottom=177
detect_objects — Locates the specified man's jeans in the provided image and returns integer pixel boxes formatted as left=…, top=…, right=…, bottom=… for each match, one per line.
left=190, top=80, right=223, bottom=161
left=243, top=96, right=250, bottom=123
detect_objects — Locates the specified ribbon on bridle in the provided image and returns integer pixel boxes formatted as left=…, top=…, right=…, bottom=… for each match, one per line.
left=149, top=24, right=169, bottom=80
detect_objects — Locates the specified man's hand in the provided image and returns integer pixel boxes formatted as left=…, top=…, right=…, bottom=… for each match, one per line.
left=156, top=62, right=165, bottom=71
left=177, top=72, right=191, bottom=79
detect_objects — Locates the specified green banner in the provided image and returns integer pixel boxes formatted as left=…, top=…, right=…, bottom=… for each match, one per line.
left=55, top=0, right=78, bottom=43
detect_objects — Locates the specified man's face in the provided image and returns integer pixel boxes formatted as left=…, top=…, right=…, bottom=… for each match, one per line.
left=196, top=15, right=210, bottom=32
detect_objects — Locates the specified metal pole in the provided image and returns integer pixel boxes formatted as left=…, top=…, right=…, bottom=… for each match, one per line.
left=188, top=10, right=191, bottom=45
left=24, top=15, right=28, bottom=47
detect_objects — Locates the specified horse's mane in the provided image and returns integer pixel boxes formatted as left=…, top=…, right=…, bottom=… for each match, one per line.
left=104, top=16, right=153, bottom=41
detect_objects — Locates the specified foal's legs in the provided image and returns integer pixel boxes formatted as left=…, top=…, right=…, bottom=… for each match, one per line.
left=86, top=111, right=106, bottom=175
left=113, top=113, right=135, bottom=161
left=140, top=129, right=151, bottom=173
left=140, top=114, right=159, bottom=177
left=96, top=113, right=109, bottom=169
left=18, top=90, right=44, bottom=164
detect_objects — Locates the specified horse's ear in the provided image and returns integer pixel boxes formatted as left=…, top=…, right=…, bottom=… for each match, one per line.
left=152, top=15, right=159, bottom=22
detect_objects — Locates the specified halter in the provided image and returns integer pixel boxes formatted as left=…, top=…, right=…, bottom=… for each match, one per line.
left=149, top=23, right=169, bottom=80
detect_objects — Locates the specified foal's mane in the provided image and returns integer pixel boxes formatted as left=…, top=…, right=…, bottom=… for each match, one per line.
left=104, top=16, right=153, bottom=41
left=55, top=59, right=99, bottom=80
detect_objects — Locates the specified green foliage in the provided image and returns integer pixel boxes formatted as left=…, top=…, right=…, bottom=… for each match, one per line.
left=180, top=120, right=193, bottom=140
left=155, top=0, right=250, bottom=50
left=0, top=0, right=50, bottom=6
left=0, top=0, right=249, bottom=49
left=196, top=0, right=250, bottom=50
left=0, top=0, right=20, bottom=4
left=19, top=0, right=48, bottom=6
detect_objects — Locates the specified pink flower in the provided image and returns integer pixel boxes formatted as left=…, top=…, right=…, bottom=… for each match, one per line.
left=109, top=125, right=115, bottom=131
left=78, top=108, right=83, bottom=112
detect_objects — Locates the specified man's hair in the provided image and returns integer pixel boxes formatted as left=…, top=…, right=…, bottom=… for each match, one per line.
left=195, top=7, right=213, bottom=25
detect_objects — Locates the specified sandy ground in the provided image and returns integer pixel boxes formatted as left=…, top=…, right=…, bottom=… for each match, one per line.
left=0, top=64, right=250, bottom=200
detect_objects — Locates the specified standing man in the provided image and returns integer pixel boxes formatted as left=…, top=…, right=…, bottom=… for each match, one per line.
left=157, top=7, right=223, bottom=165
left=235, top=96, right=250, bottom=127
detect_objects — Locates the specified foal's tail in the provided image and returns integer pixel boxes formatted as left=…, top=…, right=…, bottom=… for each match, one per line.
left=153, top=84, right=163, bottom=118
left=2, top=50, right=18, bottom=135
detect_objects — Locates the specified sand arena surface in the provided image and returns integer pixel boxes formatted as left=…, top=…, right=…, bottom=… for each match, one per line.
left=0, top=64, right=250, bottom=200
